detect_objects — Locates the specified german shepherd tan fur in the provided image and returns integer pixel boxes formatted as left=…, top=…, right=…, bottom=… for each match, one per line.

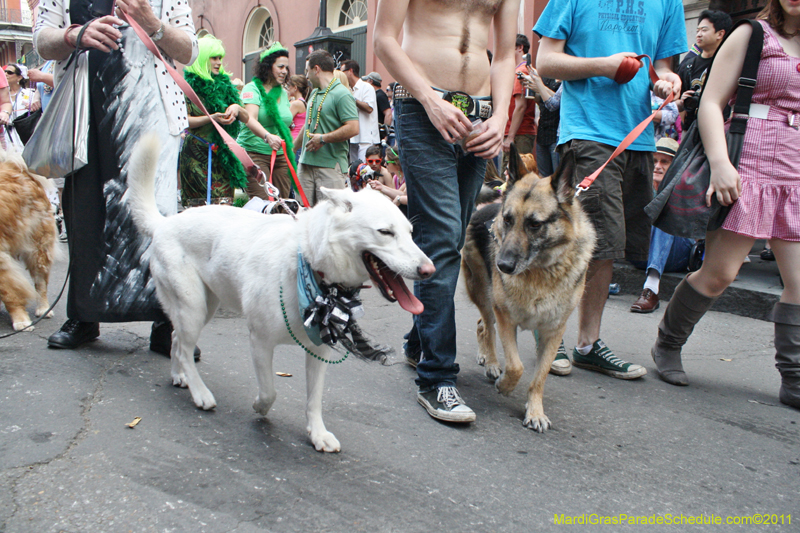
left=461, top=146, right=595, bottom=431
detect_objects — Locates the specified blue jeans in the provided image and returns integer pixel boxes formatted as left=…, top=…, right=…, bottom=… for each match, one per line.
left=394, top=98, right=486, bottom=391
left=630, top=226, right=693, bottom=275
left=536, top=141, right=560, bottom=177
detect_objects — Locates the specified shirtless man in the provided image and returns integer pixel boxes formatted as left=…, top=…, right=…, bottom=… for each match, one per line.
left=374, top=0, right=518, bottom=423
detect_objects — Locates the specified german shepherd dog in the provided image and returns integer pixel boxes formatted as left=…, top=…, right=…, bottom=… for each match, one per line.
left=461, top=146, right=596, bottom=432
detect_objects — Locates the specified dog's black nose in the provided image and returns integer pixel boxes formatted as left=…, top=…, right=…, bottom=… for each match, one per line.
left=496, top=257, right=516, bottom=274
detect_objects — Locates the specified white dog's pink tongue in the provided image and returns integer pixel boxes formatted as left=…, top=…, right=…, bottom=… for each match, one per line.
left=387, top=274, right=424, bottom=315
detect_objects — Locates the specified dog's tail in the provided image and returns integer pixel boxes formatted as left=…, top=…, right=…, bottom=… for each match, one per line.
left=126, top=133, right=164, bottom=237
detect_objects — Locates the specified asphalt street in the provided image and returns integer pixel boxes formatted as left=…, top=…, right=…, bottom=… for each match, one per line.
left=0, top=245, right=798, bottom=532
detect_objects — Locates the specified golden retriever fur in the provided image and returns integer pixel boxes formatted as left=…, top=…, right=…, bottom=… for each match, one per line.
left=0, top=150, right=59, bottom=331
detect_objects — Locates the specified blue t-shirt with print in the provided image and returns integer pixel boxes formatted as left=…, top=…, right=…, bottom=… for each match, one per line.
left=533, top=0, right=687, bottom=151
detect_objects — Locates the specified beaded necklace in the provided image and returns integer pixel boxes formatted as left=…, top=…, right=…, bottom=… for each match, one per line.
left=305, top=78, right=339, bottom=139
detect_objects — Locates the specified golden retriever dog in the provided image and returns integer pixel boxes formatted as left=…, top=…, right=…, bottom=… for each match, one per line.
left=461, top=145, right=596, bottom=432
left=0, top=149, right=59, bottom=331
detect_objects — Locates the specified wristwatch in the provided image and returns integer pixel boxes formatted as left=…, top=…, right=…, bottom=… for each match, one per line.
left=319, top=135, right=325, bottom=144
left=150, top=21, right=165, bottom=42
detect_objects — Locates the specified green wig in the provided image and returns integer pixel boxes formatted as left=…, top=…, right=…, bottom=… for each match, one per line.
left=185, top=35, right=229, bottom=81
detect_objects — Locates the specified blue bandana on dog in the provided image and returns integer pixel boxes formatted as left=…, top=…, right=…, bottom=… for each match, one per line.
left=296, top=251, right=364, bottom=347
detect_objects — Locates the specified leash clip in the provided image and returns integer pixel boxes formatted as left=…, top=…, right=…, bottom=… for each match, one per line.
left=574, top=185, right=588, bottom=198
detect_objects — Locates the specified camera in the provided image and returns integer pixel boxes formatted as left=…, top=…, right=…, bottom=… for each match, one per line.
left=683, top=94, right=699, bottom=112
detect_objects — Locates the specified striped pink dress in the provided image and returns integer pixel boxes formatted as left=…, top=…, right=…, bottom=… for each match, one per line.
left=721, top=20, right=800, bottom=241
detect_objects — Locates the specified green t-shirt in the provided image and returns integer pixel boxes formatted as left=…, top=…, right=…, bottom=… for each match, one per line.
left=299, top=80, right=358, bottom=170
left=237, top=82, right=293, bottom=155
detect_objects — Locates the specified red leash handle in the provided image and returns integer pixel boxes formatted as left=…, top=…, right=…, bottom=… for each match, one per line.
left=576, top=55, right=674, bottom=196
left=119, top=12, right=268, bottom=187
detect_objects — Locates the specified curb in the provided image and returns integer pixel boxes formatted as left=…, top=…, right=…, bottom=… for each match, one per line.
left=611, top=262, right=780, bottom=322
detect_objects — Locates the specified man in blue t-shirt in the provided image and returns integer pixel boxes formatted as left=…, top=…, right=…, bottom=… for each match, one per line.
left=533, top=0, right=686, bottom=380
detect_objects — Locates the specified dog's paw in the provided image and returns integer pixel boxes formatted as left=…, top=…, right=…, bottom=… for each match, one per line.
left=191, top=388, right=217, bottom=411
left=12, top=320, right=33, bottom=332
left=252, top=393, right=276, bottom=416
left=495, top=374, right=518, bottom=396
left=310, top=430, right=341, bottom=453
left=172, top=372, right=189, bottom=388
left=34, top=307, right=54, bottom=319
left=523, top=414, right=552, bottom=433
left=485, top=363, right=502, bottom=380
left=476, top=353, right=486, bottom=366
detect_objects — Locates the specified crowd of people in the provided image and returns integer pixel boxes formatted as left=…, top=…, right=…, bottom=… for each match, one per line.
left=12, top=0, right=798, bottom=425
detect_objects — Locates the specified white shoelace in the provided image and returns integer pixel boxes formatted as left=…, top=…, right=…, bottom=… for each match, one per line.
left=437, top=387, right=464, bottom=409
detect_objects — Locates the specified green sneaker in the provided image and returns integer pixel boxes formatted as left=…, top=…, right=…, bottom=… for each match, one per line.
left=572, top=339, right=646, bottom=379
left=549, top=340, right=572, bottom=376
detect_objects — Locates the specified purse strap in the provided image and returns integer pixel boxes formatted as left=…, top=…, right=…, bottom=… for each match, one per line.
left=728, top=19, right=765, bottom=135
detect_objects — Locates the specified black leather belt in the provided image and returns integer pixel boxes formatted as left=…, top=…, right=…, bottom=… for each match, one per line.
left=393, top=84, right=493, bottom=119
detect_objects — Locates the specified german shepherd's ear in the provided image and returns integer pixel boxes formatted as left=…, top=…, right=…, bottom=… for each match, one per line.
left=507, top=143, right=527, bottom=187
left=551, top=148, right=577, bottom=205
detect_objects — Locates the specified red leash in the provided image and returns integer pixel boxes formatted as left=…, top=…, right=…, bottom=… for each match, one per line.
left=575, top=55, right=674, bottom=196
left=121, top=13, right=271, bottom=193
left=269, top=141, right=310, bottom=207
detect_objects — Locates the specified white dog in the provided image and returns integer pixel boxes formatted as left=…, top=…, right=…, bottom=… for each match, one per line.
left=126, top=135, right=434, bottom=452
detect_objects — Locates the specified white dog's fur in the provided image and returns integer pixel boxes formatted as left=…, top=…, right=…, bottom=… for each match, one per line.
left=126, top=135, right=433, bottom=452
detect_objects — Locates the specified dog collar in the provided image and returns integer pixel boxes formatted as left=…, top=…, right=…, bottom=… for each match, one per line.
left=296, top=250, right=364, bottom=348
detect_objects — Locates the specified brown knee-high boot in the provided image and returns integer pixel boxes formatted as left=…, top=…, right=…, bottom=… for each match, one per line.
left=771, top=302, right=800, bottom=409
left=651, top=277, right=718, bottom=386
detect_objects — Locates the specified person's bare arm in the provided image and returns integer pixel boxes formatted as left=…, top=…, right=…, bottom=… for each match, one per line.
left=0, top=87, right=11, bottom=125
left=305, top=120, right=359, bottom=152
left=28, top=69, right=54, bottom=88
left=653, top=57, right=681, bottom=100
left=383, top=107, right=392, bottom=125
left=243, top=103, right=283, bottom=151
left=374, top=0, right=472, bottom=143
left=536, top=36, right=637, bottom=81
left=354, top=98, right=373, bottom=114
left=116, top=0, right=193, bottom=64
left=698, top=24, right=750, bottom=207
left=503, top=93, right=527, bottom=151
left=463, top=0, right=518, bottom=158
left=38, top=15, right=124, bottom=60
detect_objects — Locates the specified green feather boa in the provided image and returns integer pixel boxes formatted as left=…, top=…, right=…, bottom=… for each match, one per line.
left=184, top=71, right=248, bottom=190
left=251, top=77, right=297, bottom=172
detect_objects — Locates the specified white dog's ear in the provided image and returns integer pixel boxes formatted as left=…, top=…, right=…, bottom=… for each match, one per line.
left=319, top=187, right=353, bottom=212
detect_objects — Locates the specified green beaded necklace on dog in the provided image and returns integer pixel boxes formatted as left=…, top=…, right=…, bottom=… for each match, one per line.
left=279, top=285, right=350, bottom=364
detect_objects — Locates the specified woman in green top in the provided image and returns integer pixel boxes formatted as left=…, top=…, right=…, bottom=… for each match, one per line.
left=237, top=42, right=296, bottom=200
left=181, top=35, right=251, bottom=207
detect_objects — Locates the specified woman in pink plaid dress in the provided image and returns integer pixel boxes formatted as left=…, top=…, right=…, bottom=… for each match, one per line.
left=651, top=0, right=800, bottom=410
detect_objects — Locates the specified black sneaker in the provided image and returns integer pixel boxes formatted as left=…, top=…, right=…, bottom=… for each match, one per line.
left=417, top=386, right=476, bottom=423
left=404, top=345, right=421, bottom=368
left=348, top=322, right=394, bottom=364
left=48, top=319, right=100, bottom=349
left=150, top=321, right=201, bottom=362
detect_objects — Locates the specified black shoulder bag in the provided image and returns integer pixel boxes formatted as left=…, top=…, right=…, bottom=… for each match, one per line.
left=644, top=19, right=764, bottom=240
